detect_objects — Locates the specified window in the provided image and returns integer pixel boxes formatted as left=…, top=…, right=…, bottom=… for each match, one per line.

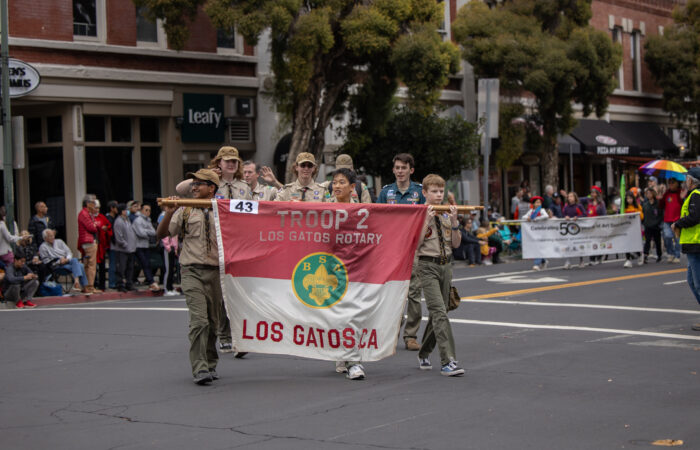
left=46, top=116, right=62, bottom=143
left=86, top=147, right=133, bottom=205
left=136, top=6, right=158, bottom=43
left=140, top=147, right=161, bottom=212
left=217, top=27, right=237, bottom=50
left=27, top=118, right=41, bottom=144
left=631, top=31, right=641, bottom=91
left=73, top=0, right=97, bottom=37
left=111, top=117, right=132, bottom=142
left=29, top=147, right=66, bottom=239
left=611, top=26, right=623, bottom=90
left=84, top=116, right=106, bottom=142
left=139, top=118, right=160, bottom=143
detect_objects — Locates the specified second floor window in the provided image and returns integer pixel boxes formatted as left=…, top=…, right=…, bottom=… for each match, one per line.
left=73, top=0, right=97, bottom=37
left=611, top=26, right=623, bottom=90
left=217, top=27, right=236, bottom=50
left=137, top=6, right=158, bottom=43
left=631, top=31, right=641, bottom=91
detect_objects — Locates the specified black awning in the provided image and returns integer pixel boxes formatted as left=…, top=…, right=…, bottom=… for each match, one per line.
left=610, top=121, right=678, bottom=157
left=569, top=119, right=639, bottom=156
left=558, top=134, right=581, bottom=154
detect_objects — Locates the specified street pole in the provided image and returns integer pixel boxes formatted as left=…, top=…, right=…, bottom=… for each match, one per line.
left=482, top=86, right=491, bottom=225
left=1, top=0, right=14, bottom=233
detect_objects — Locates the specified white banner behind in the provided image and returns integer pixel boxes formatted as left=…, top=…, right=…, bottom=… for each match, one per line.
left=522, top=213, right=643, bottom=259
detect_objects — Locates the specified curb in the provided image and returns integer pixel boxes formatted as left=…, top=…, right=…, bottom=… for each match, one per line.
left=30, top=289, right=167, bottom=307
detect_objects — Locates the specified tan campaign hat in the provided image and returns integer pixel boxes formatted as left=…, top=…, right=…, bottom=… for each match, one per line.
left=186, top=168, right=220, bottom=185
left=216, top=146, right=243, bottom=162
left=335, top=154, right=354, bottom=170
left=296, top=152, right=316, bottom=166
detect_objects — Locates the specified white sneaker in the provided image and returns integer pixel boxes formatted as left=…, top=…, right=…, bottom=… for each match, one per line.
left=672, top=257, right=681, bottom=264
left=532, top=265, right=540, bottom=271
left=623, top=260, right=633, bottom=268
left=578, top=261, right=586, bottom=268
left=667, top=255, right=675, bottom=263
left=542, top=261, right=548, bottom=269
left=563, top=261, right=571, bottom=270
left=637, top=257, right=645, bottom=266
left=164, top=290, right=179, bottom=297
left=347, top=364, right=365, bottom=380
left=335, top=361, right=348, bottom=373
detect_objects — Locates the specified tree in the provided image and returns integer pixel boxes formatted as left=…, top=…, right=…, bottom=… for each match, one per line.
left=135, top=0, right=460, bottom=181
left=452, top=0, right=621, bottom=188
left=341, top=107, right=479, bottom=183
left=645, top=0, right=700, bottom=155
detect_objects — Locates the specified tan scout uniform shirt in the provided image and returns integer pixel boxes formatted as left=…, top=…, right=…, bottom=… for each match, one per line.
left=251, top=183, right=278, bottom=201
left=168, top=207, right=219, bottom=267
left=217, top=179, right=252, bottom=200
left=417, top=213, right=452, bottom=258
left=275, top=180, right=327, bottom=202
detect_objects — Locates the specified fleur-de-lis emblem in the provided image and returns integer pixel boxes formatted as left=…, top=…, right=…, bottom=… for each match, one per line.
left=302, top=264, right=338, bottom=306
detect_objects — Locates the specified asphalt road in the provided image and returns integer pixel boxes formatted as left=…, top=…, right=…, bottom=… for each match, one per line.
left=1, top=256, right=699, bottom=449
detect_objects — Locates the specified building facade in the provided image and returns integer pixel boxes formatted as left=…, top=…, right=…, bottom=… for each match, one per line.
left=6, top=0, right=261, bottom=250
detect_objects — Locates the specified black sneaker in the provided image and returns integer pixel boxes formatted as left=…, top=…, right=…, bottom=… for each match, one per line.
left=193, top=370, right=213, bottom=385
left=209, top=369, right=219, bottom=380
left=234, top=352, right=248, bottom=359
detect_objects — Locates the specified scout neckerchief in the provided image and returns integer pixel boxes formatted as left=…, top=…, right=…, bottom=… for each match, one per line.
left=434, top=215, right=448, bottom=264
left=301, top=186, right=309, bottom=201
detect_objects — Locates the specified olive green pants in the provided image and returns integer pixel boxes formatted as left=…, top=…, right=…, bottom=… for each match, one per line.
left=181, top=265, right=222, bottom=376
left=417, top=260, right=457, bottom=366
left=402, top=263, right=423, bottom=342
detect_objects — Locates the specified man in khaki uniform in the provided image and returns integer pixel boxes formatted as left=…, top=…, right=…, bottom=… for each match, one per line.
left=322, top=154, right=372, bottom=203
left=175, top=146, right=253, bottom=202
left=243, top=160, right=278, bottom=201
left=157, top=169, right=222, bottom=385
left=415, top=174, right=464, bottom=377
left=275, top=152, right=328, bottom=202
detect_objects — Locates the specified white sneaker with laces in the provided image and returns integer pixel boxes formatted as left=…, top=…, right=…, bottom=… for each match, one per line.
left=563, top=261, right=571, bottom=270
left=418, top=357, right=432, bottom=370
left=164, top=290, right=179, bottom=297
left=637, top=257, right=644, bottom=266
left=532, top=265, right=540, bottom=271
left=347, top=364, right=365, bottom=380
left=623, top=259, right=633, bottom=268
left=672, top=257, right=681, bottom=263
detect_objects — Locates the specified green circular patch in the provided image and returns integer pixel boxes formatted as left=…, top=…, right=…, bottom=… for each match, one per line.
left=292, top=252, right=348, bottom=309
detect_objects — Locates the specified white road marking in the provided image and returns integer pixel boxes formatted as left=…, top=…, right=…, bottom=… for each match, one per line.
left=440, top=318, right=700, bottom=342
left=627, top=339, right=700, bottom=350
left=463, top=298, right=700, bottom=315
left=663, top=280, right=687, bottom=285
left=486, top=275, right=566, bottom=284
left=5, top=305, right=700, bottom=343
left=452, top=258, right=625, bottom=282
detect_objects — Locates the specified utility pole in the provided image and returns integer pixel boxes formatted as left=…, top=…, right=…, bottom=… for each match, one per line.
left=0, top=0, right=14, bottom=233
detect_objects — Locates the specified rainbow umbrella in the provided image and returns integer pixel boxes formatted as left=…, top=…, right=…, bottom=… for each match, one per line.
left=638, top=159, right=687, bottom=181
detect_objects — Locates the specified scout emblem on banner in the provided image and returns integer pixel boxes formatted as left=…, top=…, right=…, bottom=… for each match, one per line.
left=213, top=200, right=426, bottom=361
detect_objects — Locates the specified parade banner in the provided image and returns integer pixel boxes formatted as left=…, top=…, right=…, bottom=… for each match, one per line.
left=214, top=199, right=426, bottom=361
left=521, top=213, right=643, bottom=259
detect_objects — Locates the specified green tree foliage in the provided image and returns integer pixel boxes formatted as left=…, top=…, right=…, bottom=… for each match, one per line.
left=341, top=107, right=479, bottom=183
left=645, top=0, right=700, bottom=155
left=135, top=0, right=460, bottom=181
left=452, top=0, right=621, bottom=188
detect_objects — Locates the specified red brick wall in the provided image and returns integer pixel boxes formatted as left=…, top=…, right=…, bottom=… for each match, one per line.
left=591, top=0, right=678, bottom=96
left=12, top=46, right=256, bottom=77
left=9, top=0, right=73, bottom=41
left=107, top=0, right=137, bottom=46
left=181, top=6, right=217, bottom=53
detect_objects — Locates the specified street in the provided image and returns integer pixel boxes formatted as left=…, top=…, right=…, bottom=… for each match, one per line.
left=1, top=256, right=699, bottom=449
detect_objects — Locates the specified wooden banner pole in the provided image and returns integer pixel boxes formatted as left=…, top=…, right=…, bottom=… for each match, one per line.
left=157, top=198, right=483, bottom=213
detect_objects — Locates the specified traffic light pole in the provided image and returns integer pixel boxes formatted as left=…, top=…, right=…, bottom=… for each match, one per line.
left=1, top=0, right=14, bottom=232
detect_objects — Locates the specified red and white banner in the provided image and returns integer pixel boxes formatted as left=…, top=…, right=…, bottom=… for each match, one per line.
left=214, top=199, right=426, bottom=361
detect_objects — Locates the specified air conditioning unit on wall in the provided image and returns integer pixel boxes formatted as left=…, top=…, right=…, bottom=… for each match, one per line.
left=230, top=97, right=254, bottom=118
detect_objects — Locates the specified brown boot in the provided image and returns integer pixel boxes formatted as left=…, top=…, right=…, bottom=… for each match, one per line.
left=405, top=338, right=420, bottom=351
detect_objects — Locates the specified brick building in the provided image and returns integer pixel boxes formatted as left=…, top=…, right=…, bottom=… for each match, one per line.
left=6, top=0, right=260, bottom=250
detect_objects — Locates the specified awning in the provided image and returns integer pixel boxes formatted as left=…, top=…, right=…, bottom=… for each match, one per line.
left=610, top=121, right=678, bottom=157
left=569, top=119, right=639, bottom=156
left=557, top=134, right=581, bottom=154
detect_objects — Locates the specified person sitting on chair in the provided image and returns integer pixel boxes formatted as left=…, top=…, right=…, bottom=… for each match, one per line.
left=38, top=229, right=88, bottom=293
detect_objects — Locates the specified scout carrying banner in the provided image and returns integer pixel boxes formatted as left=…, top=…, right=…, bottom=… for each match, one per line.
left=521, top=213, right=643, bottom=259
left=214, top=199, right=426, bottom=361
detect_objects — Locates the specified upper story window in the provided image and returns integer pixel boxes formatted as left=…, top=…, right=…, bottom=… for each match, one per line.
left=73, top=0, right=104, bottom=41
left=73, top=0, right=96, bottom=37
left=217, top=27, right=237, bottom=51
left=611, top=26, right=623, bottom=90
left=136, top=6, right=158, bottom=43
left=630, top=30, right=642, bottom=91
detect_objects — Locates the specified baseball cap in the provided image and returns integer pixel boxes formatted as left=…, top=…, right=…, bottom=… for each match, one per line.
left=296, top=152, right=316, bottom=166
left=335, top=154, right=354, bottom=170
left=688, top=167, right=700, bottom=180
left=216, top=146, right=243, bottom=162
left=186, top=168, right=220, bottom=186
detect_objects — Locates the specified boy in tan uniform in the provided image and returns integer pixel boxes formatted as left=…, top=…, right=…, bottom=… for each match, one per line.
left=157, top=169, right=223, bottom=385
left=275, top=153, right=327, bottom=202
left=415, top=174, right=464, bottom=376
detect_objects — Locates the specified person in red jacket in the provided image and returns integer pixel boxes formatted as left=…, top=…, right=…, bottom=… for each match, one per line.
left=660, top=178, right=683, bottom=263
left=93, top=199, right=112, bottom=292
left=77, top=194, right=100, bottom=294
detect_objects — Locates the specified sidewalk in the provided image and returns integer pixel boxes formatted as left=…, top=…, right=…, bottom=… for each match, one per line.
left=0, top=288, right=172, bottom=309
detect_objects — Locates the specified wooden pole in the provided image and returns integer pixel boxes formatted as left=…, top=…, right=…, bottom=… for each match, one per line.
left=157, top=198, right=483, bottom=213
